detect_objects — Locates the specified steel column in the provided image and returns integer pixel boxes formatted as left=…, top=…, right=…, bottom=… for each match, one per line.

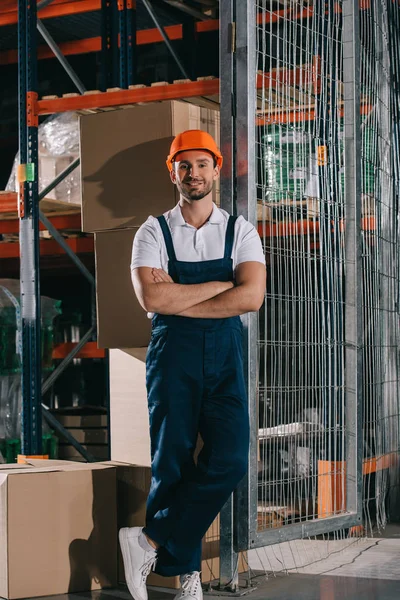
left=18, top=0, right=42, bottom=454
left=118, top=0, right=128, bottom=88
left=232, top=0, right=257, bottom=557
left=101, top=0, right=114, bottom=91
left=126, top=0, right=137, bottom=86
left=342, top=0, right=363, bottom=522
left=219, top=0, right=257, bottom=590
left=219, top=0, right=237, bottom=589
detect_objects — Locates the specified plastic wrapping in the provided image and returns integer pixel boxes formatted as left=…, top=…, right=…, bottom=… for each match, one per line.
left=0, top=280, right=62, bottom=446
left=6, top=112, right=81, bottom=205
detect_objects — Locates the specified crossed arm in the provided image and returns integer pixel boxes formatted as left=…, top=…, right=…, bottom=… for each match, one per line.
left=131, top=261, right=266, bottom=318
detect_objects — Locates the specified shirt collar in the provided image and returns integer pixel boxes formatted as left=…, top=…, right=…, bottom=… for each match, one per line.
left=168, top=202, right=224, bottom=227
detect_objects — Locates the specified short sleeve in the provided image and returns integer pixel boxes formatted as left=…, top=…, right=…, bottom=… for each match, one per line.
left=130, top=216, right=162, bottom=270
left=235, top=218, right=265, bottom=266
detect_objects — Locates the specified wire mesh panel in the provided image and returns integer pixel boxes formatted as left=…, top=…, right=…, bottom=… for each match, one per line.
left=255, top=0, right=351, bottom=541
left=360, top=0, right=400, bottom=531
left=219, top=0, right=400, bottom=580
left=249, top=0, right=400, bottom=549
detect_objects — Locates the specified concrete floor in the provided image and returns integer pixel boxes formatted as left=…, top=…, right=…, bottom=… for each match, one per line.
left=13, top=525, right=400, bottom=600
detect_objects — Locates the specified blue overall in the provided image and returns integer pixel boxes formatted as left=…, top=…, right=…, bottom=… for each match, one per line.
left=144, top=215, right=249, bottom=577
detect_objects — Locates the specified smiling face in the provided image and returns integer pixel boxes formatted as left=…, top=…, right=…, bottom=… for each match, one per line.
left=170, top=149, right=220, bottom=202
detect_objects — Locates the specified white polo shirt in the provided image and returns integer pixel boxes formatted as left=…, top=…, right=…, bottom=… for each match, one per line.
left=131, top=203, right=265, bottom=273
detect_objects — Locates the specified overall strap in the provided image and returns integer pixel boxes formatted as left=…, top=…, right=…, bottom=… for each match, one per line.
left=157, top=216, right=177, bottom=262
left=224, top=215, right=237, bottom=260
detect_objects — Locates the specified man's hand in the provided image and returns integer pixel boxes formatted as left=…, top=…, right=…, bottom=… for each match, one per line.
left=132, top=267, right=234, bottom=315
left=152, top=268, right=174, bottom=284
left=177, top=261, right=266, bottom=318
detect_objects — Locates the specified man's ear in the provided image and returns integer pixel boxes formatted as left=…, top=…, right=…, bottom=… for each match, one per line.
left=170, top=167, right=177, bottom=184
left=213, top=165, right=220, bottom=181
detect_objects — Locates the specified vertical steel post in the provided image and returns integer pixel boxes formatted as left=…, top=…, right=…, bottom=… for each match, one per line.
left=342, top=0, right=363, bottom=520
left=219, top=0, right=237, bottom=589
left=118, top=0, right=128, bottom=88
left=126, top=0, right=137, bottom=86
left=219, top=0, right=257, bottom=588
left=233, top=0, right=257, bottom=555
left=18, top=0, right=42, bottom=454
left=101, top=0, right=114, bottom=91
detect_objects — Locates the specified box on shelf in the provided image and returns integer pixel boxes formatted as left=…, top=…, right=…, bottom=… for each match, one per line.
left=107, top=462, right=247, bottom=589
left=80, top=101, right=219, bottom=234
left=40, top=155, right=81, bottom=205
left=79, top=100, right=219, bottom=349
left=51, top=407, right=108, bottom=429
left=0, top=459, right=117, bottom=599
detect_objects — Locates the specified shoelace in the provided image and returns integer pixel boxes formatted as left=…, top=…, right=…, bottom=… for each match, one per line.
left=180, top=572, right=201, bottom=597
left=140, top=555, right=157, bottom=582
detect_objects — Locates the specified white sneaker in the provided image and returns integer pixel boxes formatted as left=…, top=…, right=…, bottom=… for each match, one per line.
left=119, top=527, right=157, bottom=600
left=174, top=571, right=203, bottom=600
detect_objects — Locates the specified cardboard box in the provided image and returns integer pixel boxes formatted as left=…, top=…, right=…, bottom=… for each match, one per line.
left=40, top=155, right=80, bottom=205
left=51, top=407, right=108, bottom=428
left=58, top=428, right=108, bottom=445
left=0, top=459, right=117, bottom=599
left=80, top=101, right=219, bottom=348
left=95, top=229, right=151, bottom=349
left=109, top=462, right=246, bottom=589
left=80, top=102, right=219, bottom=233
left=109, top=348, right=150, bottom=466
left=58, top=444, right=109, bottom=460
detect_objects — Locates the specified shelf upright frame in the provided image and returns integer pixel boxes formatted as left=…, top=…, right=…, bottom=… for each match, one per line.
left=18, top=0, right=42, bottom=454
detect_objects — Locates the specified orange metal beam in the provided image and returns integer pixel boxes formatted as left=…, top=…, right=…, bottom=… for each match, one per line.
left=0, top=237, right=94, bottom=259
left=0, top=213, right=81, bottom=234
left=36, top=78, right=220, bottom=114
left=0, top=22, right=220, bottom=65
left=0, top=192, right=18, bottom=213
left=257, top=104, right=373, bottom=126
left=258, top=217, right=376, bottom=238
left=0, top=0, right=101, bottom=26
left=53, top=341, right=105, bottom=359
left=363, top=453, right=398, bottom=476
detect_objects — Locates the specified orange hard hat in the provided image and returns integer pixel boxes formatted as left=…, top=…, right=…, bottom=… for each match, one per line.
left=166, top=130, right=223, bottom=171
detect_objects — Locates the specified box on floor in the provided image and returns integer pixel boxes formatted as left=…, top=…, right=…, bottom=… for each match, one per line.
left=107, top=462, right=247, bottom=590
left=79, top=100, right=219, bottom=349
left=0, top=459, right=117, bottom=599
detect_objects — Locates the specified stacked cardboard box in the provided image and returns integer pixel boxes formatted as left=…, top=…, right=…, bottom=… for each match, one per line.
left=52, top=407, right=109, bottom=461
left=80, top=100, right=220, bottom=349
left=0, top=460, right=116, bottom=599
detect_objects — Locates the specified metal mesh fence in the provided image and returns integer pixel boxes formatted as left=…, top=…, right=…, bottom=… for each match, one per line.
left=360, top=0, right=400, bottom=532
left=254, top=0, right=400, bottom=544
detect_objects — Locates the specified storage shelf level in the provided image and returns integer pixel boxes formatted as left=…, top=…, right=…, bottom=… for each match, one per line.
left=52, top=342, right=105, bottom=360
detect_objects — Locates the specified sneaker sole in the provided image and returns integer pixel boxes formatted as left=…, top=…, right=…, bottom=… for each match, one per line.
left=119, top=528, right=147, bottom=600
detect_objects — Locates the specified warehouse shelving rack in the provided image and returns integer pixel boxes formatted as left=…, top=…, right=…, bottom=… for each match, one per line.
left=2, top=0, right=399, bottom=591
left=2, top=0, right=324, bottom=462
left=4, top=0, right=226, bottom=461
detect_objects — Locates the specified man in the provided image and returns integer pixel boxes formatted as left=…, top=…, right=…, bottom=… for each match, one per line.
left=120, top=130, right=266, bottom=600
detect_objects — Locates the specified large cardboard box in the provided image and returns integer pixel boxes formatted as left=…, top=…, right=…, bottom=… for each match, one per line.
left=109, top=462, right=247, bottom=589
left=0, top=460, right=117, bottom=599
left=94, top=228, right=151, bottom=349
left=80, top=101, right=219, bottom=349
left=109, top=348, right=149, bottom=466
left=80, top=101, right=220, bottom=234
